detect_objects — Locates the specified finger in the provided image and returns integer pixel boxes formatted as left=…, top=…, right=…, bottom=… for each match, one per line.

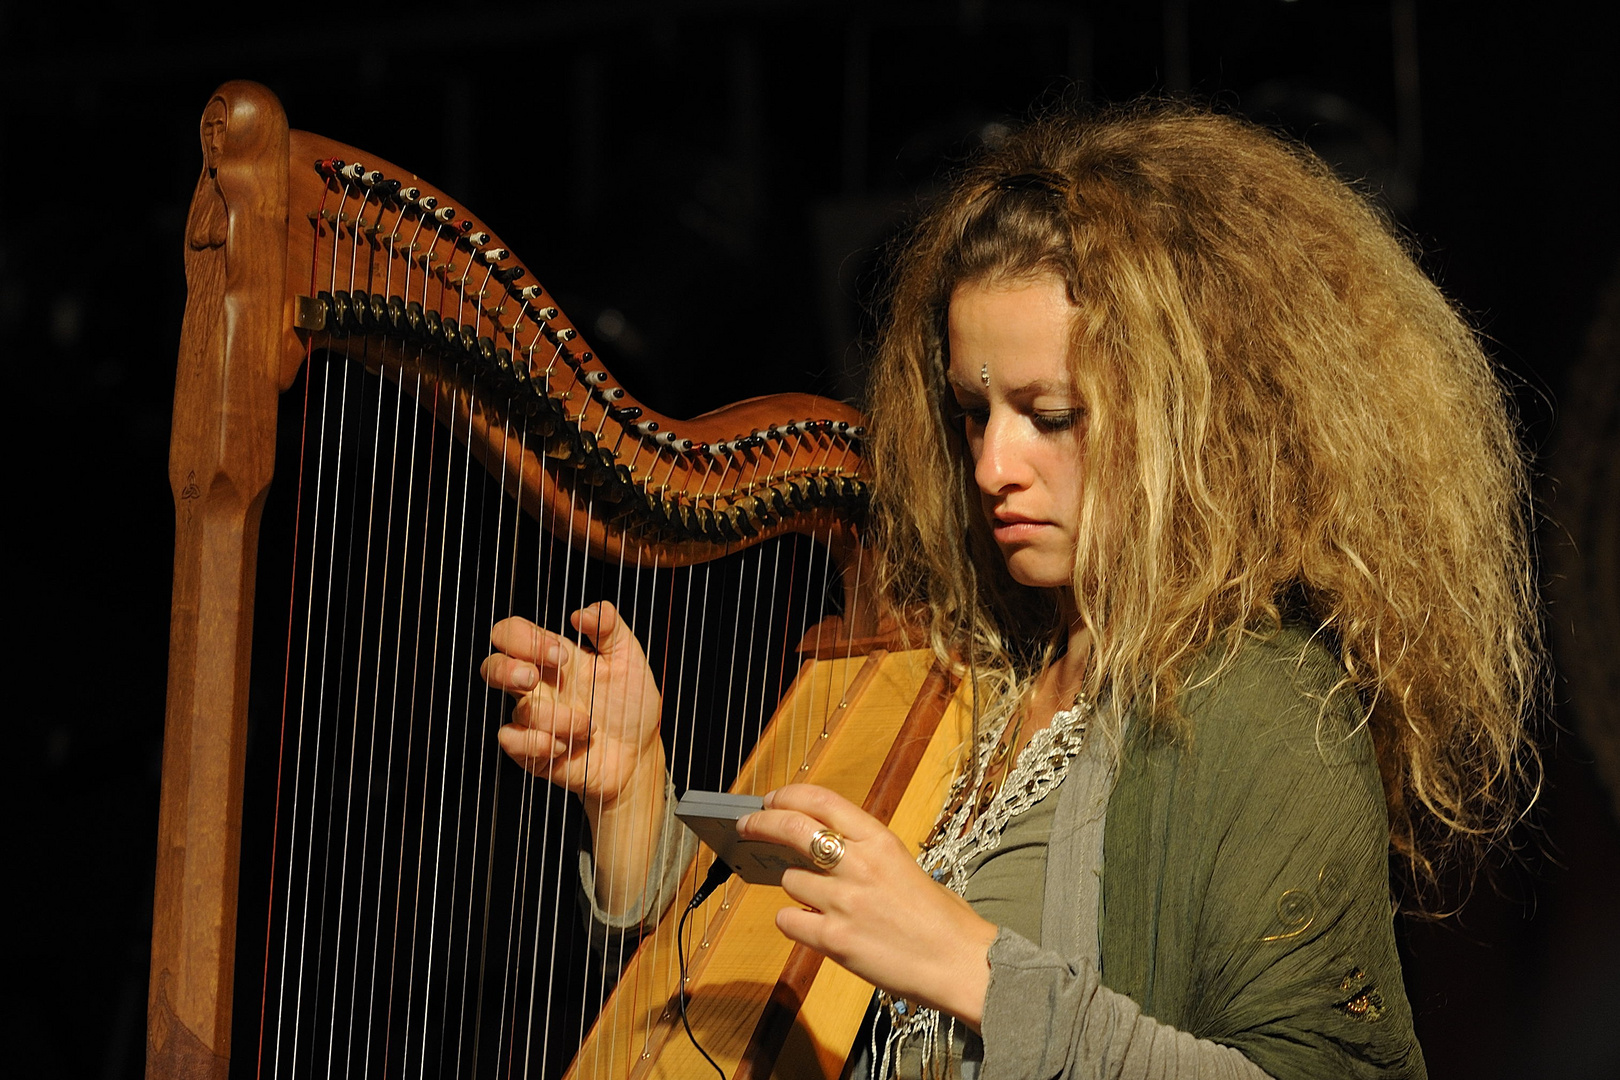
left=497, top=724, right=566, bottom=765
left=491, top=616, right=567, bottom=667
left=773, top=904, right=827, bottom=953
left=571, top=601, right=634, bottom=658
left=760, top=784, right=881, bottom=841
left=497, top=727, right=595, bottom=795
left=480, top=652, right=540, bottom=696
left=510, top=696, right=595, bottom=740
left=735, top=807, right=851, bottom=865
left=777, top=865, right=841, bottom=910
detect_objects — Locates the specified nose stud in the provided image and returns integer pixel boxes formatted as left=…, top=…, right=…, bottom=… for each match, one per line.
left=980, top=363, right=989, bottom=387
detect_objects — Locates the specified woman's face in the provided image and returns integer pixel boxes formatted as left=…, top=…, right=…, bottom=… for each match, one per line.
left=946, top=274, right=1086, bottom=592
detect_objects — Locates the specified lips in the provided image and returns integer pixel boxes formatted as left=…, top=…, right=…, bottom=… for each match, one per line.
left=991, top=511, right=1049, bottom=543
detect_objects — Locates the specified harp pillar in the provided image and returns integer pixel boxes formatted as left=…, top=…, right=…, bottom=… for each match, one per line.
left=149, top=81, right=289, bottom=1080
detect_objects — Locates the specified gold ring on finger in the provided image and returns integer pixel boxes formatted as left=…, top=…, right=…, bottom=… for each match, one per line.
left=808, top=829, right=846, bottom=871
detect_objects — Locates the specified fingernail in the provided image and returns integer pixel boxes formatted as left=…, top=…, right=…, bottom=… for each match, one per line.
left=514, top=665, right=537, bottom=690
left=543, top=644, right=564, bottom=666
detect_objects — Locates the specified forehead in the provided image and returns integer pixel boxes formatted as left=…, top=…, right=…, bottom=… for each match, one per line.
left=945, top=274, right=1077, bottom=388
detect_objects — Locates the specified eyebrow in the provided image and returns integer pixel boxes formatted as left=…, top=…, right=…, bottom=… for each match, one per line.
left=945, top=372, right=1078, bottom=398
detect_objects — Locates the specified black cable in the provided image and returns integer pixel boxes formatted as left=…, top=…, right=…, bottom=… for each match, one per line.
left=677, top=859, right=735, bottom=1080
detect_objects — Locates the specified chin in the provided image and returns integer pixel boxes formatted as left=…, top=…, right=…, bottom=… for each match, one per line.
left=1001, top=552, right=1073, bottom=591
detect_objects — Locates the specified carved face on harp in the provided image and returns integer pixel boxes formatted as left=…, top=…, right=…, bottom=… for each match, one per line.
left=200, top=97, right=228, bottom=173
left=945, top=273, right=1085, bottom=594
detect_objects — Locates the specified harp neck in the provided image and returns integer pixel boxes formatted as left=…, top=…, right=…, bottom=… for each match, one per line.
left=281, top=131, right=871, bottom=571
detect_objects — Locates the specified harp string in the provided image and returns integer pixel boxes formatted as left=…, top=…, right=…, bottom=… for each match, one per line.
left=323, top=337, right=388, bottom=1078
left=411, top=300, right=480, bottom=1080
left=386, top=202, right=441, bottom=1080
left=255, top=288, right=321, bottom=1080
left=346, top=183, right=409, bottom=1080
left=591, top=518, right=636, bottom=1078
left=487, top=415, right=531, bottom=1080
left=560, top=472, right=596, bottom=1069
left=457, top=408, right=521, bottom=1080
left=433, top=371, right=497, bottom=1079
left=373, top=199, right=435, bottom=1080
left=376, top=363, right=432, bottom=1080
left=285, top=332, right=353, bottom=1079
left=359, top=363, right=421, bottom=1080
left=321, top=351, right=378, bottom=1080
left=520, top=470, right=580, bottom=1080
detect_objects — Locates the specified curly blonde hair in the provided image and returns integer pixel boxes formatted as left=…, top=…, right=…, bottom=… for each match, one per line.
left=864, top=103, right=1543, bottom=896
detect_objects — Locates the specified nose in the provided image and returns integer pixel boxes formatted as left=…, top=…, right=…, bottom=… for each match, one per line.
left=973, top=410, right=1029, bottom=496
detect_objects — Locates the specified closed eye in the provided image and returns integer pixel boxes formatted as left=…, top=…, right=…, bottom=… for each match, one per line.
left=1034, top=409, right=1081, bottom=433
left=946, top=400, right=989, bottom=427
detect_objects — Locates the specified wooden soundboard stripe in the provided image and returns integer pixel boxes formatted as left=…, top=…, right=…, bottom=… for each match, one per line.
left=735, top=662, right=961, bottom=1080
left=767, top=678, right=973, bottom=1080
left=646, top=649, right=934, bottom=1079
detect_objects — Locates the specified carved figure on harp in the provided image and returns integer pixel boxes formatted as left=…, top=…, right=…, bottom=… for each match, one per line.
left=479, top=107, right=1540, bottom=1080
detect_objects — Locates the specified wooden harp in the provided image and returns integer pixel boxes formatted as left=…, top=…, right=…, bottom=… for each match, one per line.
left=152, top=81, right=968, bottom=1080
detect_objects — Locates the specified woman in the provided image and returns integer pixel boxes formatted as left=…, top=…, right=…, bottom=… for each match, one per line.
left=481, top=104, right=1541, bottom=1079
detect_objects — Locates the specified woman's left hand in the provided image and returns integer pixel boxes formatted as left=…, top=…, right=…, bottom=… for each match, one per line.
left=736, top=784, right=999, bottom=1029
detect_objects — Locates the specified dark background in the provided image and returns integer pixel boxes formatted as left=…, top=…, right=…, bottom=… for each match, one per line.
left=6, top=2, right=1619, bottom=1077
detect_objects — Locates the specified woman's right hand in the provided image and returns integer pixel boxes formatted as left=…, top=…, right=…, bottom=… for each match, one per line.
left=483, top=602, right=668, bottom=917
left=480, top=602, right=664, bottom=813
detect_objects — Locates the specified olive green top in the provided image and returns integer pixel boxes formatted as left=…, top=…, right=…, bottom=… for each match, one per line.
left=979, top=627, right=1426, bottom=1079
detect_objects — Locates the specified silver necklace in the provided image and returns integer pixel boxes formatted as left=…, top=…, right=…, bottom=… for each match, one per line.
left=875, top=695, right=1092, bottom=1078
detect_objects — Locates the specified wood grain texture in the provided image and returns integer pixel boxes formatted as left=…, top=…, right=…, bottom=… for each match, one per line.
left=151, top=80, right=289, bottom=1080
